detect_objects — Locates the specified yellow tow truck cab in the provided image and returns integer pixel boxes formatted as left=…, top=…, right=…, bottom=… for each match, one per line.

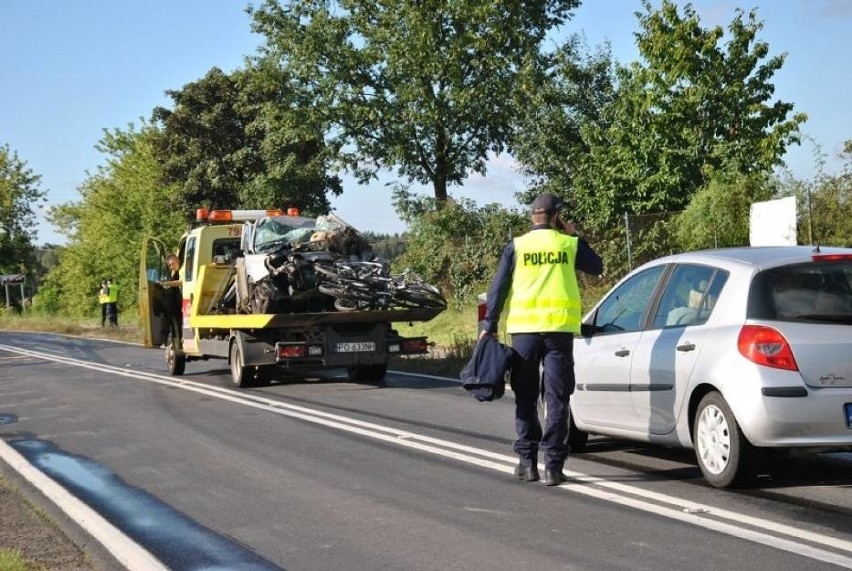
left=140, top=208, right=443, bottom=387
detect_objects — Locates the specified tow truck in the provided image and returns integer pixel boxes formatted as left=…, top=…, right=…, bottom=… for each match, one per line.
left=139, top=208, right=444, bottom=387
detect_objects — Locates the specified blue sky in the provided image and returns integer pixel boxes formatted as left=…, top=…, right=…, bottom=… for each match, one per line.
left=2, top=0, right=850, bottom=245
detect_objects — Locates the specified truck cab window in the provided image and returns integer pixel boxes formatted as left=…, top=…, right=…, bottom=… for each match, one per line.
left=184, top=237, right=197, bottom=282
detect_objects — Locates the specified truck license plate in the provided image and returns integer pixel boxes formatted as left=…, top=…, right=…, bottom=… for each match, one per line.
left=336, top=342, right=376, bottom=353
left=845, top=403, right=852, bottom=428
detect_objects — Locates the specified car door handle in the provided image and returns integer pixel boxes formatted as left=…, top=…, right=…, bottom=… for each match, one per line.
left=614, top=348, right=630, bottom=357
left=677, top=342, right=696, bottom=352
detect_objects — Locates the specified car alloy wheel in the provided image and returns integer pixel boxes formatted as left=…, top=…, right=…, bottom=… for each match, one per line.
left=696, top=403, right=730, bottom=475
left=693, top=391, right=759, bottom=488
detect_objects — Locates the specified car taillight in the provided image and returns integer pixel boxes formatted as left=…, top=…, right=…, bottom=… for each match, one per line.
left=737, top=325, right=799, bottom=371
left=811, top=254, right=852, bottom=262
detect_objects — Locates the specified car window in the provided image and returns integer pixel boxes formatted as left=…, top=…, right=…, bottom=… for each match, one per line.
left=749, top=261, right=852, bottom=322
left=594, top=266, right=665, bottom=333
left=652, top=265, right=728, bottom=328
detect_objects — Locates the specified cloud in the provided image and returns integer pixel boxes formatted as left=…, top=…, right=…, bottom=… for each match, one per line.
left=693, top=1, right=737, bottom=28
left=818, top=0, right=852, bottom=19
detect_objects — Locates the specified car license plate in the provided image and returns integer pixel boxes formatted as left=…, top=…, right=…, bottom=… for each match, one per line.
left=336, top=342, right=376, bottom=353
left=846, top=403, right=852, bottom=428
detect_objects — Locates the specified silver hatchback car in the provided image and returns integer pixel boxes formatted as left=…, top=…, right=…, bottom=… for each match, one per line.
left=571, top=246, right=852, bottom=487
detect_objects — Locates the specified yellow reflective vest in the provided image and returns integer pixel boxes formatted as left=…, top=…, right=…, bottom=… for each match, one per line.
left=106, top=284, right=119, bottom=304
left=506, top=229, right=582, bottom=334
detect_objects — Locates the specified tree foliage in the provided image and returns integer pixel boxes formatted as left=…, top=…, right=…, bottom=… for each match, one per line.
left=518, top=1, right=806, bottom=232
left=41, top=124, right=186, bottom=315
left=674, top=166, right=775, bottom=251
left=393, top=190, right=526, bottom=305
left=512, top=35, right=617, bottom=205
left=249, top=0, right=581, bottom=203
left=151, top=66, right=341, bottom=216
left=782, top=139, right=852, bottom=247
left=0, top=144, right=47, bottom=276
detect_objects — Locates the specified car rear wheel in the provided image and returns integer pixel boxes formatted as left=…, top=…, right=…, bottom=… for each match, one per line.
left=693, top=391, right=758, bottom=488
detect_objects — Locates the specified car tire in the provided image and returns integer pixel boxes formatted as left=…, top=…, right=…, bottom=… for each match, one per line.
left=693, top=391, right=758, bottom=488
left=567, top=411, right=588, bottom=453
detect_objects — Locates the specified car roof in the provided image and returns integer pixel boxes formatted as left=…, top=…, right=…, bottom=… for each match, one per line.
left=651, top=246, right=852, bottom=272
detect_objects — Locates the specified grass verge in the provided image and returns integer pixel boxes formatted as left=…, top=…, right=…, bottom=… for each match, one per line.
left=0, top=550, right=28, bottom=571
left=0, top=312, right=140, bottom=344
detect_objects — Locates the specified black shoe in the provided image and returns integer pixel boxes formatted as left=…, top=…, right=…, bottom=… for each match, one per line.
left=543, top=467, right=567, bottom=486
left=514, top=462, right=540, bottom=482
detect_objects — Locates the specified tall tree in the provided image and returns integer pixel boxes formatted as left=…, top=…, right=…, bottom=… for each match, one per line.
left=44, top=124, right=185, bottom=315
left=0, top=144, right=47, bottom=275
left=151, top=66, right=341, bottom=216
left=527, top=1, right=805, bottom=229
left=511, top=35, right=617, bottom=205
left=249, top=0, right=582, bottom=203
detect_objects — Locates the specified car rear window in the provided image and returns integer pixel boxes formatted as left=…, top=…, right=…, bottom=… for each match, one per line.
left=748, top=261, right=852, bottom=322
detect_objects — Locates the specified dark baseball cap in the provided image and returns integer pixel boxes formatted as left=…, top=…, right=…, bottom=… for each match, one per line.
left=530, top=192, right=563, bottom=214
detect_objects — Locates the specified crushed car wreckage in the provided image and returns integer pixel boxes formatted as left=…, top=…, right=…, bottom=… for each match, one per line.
left=222, top=212, right=446, bottom=316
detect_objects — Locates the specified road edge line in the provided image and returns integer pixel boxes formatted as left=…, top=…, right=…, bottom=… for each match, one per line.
left=0, top=438, right=168, bottom=571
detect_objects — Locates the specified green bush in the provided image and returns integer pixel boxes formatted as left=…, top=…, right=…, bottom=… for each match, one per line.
left=393, top=190, right=526, bottom=307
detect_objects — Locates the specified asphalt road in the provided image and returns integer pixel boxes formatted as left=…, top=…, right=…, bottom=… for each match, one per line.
left=1, top=331, right=850, bottom=571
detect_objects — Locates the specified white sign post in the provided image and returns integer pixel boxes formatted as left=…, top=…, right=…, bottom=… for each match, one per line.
left=749, top=196, right=797, bottom=246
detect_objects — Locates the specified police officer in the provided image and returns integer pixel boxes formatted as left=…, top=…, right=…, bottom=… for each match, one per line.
left=98, top=280, right=110, bottom=327
left=105, top=277, right=119, bottom=327
left=481, top=193, right=603, bottom=486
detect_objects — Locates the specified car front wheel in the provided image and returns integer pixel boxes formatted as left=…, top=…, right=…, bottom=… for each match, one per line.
left=693, top=391, right=758, bottom=488
left=567, top=410, right=588, bottom=452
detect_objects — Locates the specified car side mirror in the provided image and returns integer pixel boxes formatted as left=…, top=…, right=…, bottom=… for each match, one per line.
left=580, top=308, right=601, bottom=338
left=580, top=322, right=598, bottom=338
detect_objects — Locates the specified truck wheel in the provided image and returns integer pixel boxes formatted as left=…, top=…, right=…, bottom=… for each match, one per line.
left=229, top=337, right=256, bottom=388
left=347, top=363, right=387, bottom=384
left=165, top=333, right=185, bottom=376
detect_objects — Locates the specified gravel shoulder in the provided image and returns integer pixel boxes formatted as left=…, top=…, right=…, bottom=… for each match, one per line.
left=0, top=461, right=131, bottom=571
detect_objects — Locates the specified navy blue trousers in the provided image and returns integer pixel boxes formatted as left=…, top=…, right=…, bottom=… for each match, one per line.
left=510, top=332, right=575, bottom=468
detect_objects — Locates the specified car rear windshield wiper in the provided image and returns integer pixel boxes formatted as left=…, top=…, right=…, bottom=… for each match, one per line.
left=792, top=313, right=852, bottom=324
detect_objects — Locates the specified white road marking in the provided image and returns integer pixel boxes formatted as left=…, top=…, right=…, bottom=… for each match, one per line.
left=1, top=343, right=851, bottom=569
left=0, top=439, right=168, bottom=571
